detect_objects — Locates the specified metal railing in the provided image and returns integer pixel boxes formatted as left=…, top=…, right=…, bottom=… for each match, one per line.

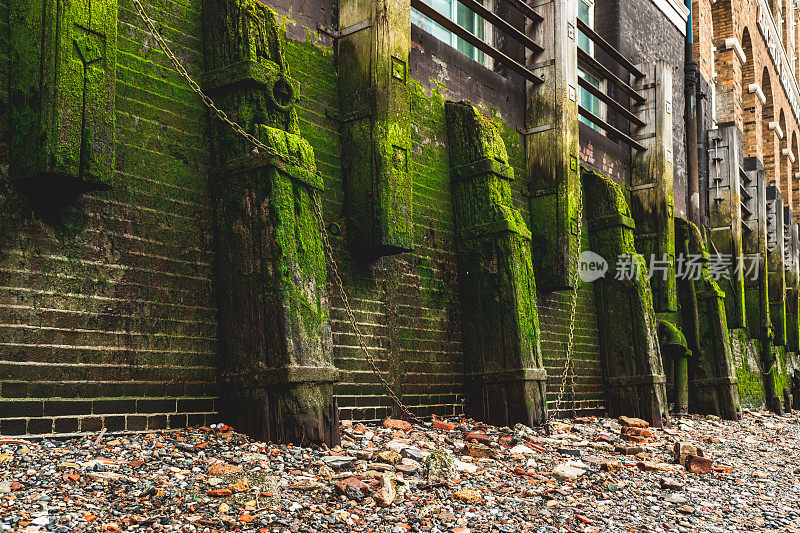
left=576, top=17, right=646, bottom=151
left=410, top=0, right=544, bottom=83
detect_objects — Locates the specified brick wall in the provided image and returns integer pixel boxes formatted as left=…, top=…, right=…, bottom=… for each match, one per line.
left=693, top=0, right=714, bottom=83
left=281, top=16, right=608, bottom=421
left=538, top=267, right=604, bottom=416
left=283, top=29, right=469, bottom=421
left=702, top=0, right=800, bottom=408
left=0, top=0, right=219, bottom=435
left=0, top=0, right=615, bottom=434
left=709, top=0, right=800, bottom=216
left=411, top=24, right=606, bottom=418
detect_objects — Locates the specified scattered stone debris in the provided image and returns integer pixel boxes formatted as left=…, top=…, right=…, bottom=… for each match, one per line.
left=1, top=411, right=799, bottom=532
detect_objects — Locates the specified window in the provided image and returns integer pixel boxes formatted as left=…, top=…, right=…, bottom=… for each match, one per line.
left=412, top=0, right=491, bottom=66
left=577, top=0, right=604, bottom=131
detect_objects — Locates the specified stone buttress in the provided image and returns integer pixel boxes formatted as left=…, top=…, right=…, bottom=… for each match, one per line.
left=9, top=0, right=117, bottom=193
left=675, top=218, right=741, bottom=419
left=630, top=61, right=676, bottom=317
left=782, top=210, right=798, bottom=411
left=741, top=157, right=781, bottom=413
left=707, top=125, right=746, bottom=328
left=445, top=101, right=548, bottom=427
left=628, top=61, right=687, bottom=413
left=766, top=186, right=787, bottom=348
left=337, top=0, right=413, bottom=259
left=526, top=0, right=580, bottom=290
left=203, top=0, right=339, bottom=445
left=583, top=169, right=668, bottom=427
left=785, top=214, right=800, bottom=353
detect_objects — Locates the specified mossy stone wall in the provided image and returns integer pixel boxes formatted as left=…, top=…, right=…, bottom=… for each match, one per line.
left=0, top=1, right=609, bottom=433
left=284, top=28, right=609, bottom=420
left=0, top=0, right=219, bottom=435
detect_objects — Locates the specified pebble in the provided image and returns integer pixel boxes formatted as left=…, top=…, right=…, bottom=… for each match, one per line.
left=665, top=493, right=689, bottom=504
left=0, top=412, right=798, bottom=532
left=552, top=462, right=586, bottom=480
left=660, top=477, right=684, bottom=490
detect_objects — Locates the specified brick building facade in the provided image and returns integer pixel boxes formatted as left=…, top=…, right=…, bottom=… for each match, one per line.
left=697, top=0, right=800, bottom=212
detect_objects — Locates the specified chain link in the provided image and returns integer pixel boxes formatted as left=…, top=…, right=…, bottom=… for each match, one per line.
left=133, top=0, right=423, bottom=424
left=132, top=0, right=282, bottom=161
left=310, top=195, right=424, bottom=425
left=549, top=189, right=583, bottom=422
left=136, top=0, right=583, bottom=427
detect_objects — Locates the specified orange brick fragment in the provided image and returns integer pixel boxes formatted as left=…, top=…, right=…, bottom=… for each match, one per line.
left=432, top=419, right=456, bottom=431
left=382, top=418, right=412, bottom=431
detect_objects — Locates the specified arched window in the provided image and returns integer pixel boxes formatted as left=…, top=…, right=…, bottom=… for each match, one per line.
left=792, top=133, right=799, bottom=215
left=741, top=29, right=758, bottom=157
left=762, top=68, right=777, bottom=187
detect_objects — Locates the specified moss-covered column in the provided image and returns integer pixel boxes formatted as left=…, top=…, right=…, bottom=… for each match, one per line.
left=337, top=0, right=413, bottom=259
left=526, top=0, right=580, bottom=290
left=445, top=101, right=547, bottom=427
left=742, top=157, right=780, bottom=413
left=675, top=218, right=741, bottom=419
left=631, top=61, right=676, bottom=314
left=742, top=158, right=769, bottom=340
left=766, top=186, right=787, bottom=347
left=583, top=169, right=668, bottom=427
left=707, top=124, right=746, bottom=328
left=204, top=0, right=339, bottom=445
left=9, top=0, right=117, bottom=193
left=786, top=217, right=800, bottom=352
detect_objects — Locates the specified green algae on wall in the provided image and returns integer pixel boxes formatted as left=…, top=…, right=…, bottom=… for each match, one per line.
left=774, top=346, right=796, bottom=407
left=730, top=329, right=765, bottom=408
left=444, top=100, right=547, bottom=427
left=582, top=168, right=668, bottom=427
left=10, top=0, right=117, bottom=192
left=1, top=0, right=219, bottom=435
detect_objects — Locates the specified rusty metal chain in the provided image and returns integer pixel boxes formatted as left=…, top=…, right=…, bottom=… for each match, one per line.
left=310, top=195, right=424, bottom=425
left=133, top=0, right=423, bottom=425
left=132, top=0, right=283, bottom=161
left=549, top=189, right=583, bottom=422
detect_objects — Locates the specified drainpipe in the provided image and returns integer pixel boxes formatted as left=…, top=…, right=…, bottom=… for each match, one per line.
left=685, top=0, right=701, bottom=225
left=658, top=320, right=691, bottom=414
left=761, top=336, right=783, bottom=414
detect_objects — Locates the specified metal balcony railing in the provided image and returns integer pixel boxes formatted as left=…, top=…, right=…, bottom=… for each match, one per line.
left=410, top=0, right=544, bottom=83
left=576, top=18, right=646, bottom=151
